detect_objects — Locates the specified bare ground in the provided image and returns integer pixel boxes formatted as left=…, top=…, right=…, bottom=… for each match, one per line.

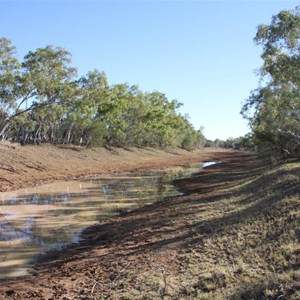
left=0, top=143, right=225, bottom=192
left=0, top=145, right=299, bottom=300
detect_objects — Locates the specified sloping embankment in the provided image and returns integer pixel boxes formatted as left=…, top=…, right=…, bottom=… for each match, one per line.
left=0, top=143, right=224, bottom=192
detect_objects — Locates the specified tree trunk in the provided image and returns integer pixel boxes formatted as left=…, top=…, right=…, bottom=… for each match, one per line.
left=0, top=122, right=10, bottom=141
left=63, top=123, right=74, bottom=144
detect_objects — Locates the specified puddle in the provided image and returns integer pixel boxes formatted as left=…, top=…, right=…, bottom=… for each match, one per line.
left=0, top=164, right=201, bottom=280
left=202, top=161, right=218, bottom=168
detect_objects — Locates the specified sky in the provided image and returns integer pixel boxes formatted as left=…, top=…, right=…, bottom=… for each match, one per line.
left=1, top=0, right=299, bottom=140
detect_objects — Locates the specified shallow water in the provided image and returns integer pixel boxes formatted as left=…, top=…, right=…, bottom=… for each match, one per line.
left=0, top=163, right=204, bottom=280
left=202, top=161, right=218, bottom=168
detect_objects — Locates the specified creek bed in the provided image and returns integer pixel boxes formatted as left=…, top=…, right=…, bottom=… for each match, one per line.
left=0, top=162, right=216, bottom=280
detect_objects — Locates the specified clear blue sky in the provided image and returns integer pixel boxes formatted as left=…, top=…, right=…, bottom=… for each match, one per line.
left=1, top=0, right=298, bottom=140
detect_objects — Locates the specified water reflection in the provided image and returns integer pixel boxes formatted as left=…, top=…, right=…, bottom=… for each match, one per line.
left=0, top=164, right=201, bottom=280
left=202, top=161, right=218, bottom=168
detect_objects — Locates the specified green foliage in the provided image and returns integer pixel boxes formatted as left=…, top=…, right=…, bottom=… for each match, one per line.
left=0, top=38, right=205, bottom=148
left=0, top=38, right=21, bottom=109
left=0, top=40, right=78, bottom=142
left=242, top=6, right=300, bottom=161
left=84, top=120, right=107, bottom=147
left=205, top=135, right=254, bottom=150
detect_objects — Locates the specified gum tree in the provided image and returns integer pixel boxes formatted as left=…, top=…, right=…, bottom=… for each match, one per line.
left=0, top=38, right=21, bottom=139
left=0, top=39, right=77, bottom=143
left=242, top=6, right=300, bottom=160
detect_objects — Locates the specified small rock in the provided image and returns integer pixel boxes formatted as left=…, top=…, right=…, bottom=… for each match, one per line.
left=109, top=273, right=116, bottom=281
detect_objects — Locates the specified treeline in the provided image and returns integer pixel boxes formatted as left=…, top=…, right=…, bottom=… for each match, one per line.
left=242, top=6, right=300, bottom=161
left=205, top=135, right=252, bottom=149
left=0, top=38, right=205, bottom=149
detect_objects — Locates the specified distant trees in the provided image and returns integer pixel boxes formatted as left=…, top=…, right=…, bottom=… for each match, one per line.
left=0, top=38, right=205, bottom=149
left=204, top=135, right=253, bottom=150
left=242, top=6, right=300, bottom=161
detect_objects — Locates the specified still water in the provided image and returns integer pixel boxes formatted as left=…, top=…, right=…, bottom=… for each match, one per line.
left=0, top=163, right=203, bottom=280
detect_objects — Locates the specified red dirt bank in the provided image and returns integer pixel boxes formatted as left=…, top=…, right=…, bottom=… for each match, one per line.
left=0, top=143, right=225, bottom=192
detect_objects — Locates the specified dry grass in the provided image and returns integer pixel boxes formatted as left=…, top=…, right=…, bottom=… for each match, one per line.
left=108, top=157, right=300, bottom=300
left=167, top=160, right=299, bottom=300
left=84, top=155, right=299, bottom=300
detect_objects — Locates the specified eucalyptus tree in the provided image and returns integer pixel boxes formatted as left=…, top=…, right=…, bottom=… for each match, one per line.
left=140, top=91, right=184, bottom=147
left=0, top=38, right=21, bottom=140
left=104, top=83, right=140, bottom=146
left=0, top=39, right=78, bottom=143
left=110, top=84, right=148, bottom=146
left=178, top=119, right=206, bottom=150
left=21, top=46, right=77, bottom=143
left=75, top=70, right=110, bottom=146
left=242, top=6, right=300, bottom=160
left=195, top=127, right=206, bottom=148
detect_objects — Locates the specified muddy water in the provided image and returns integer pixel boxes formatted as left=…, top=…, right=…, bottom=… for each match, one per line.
left=0, top=164, right=202, bottom=280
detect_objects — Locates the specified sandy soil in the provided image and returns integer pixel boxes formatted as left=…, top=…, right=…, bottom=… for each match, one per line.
left=0, top=143, right=226, bottom=192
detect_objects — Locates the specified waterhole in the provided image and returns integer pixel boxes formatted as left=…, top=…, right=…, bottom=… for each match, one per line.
left=0, top=162, right=213, bottom=280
